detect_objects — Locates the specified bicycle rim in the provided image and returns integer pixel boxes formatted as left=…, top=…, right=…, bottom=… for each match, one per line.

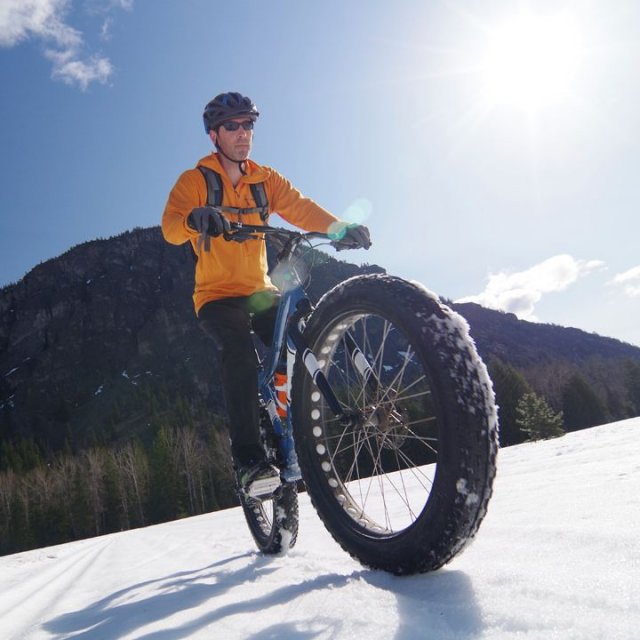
left=240, top=483, right=298, bottom=553
left=308, top=311, right=440, bottom=535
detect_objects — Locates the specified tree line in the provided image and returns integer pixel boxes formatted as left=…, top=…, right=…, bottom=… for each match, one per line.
left=490, top=358, right=640, bottom=446
left=0, top=421, right=237, bottom=556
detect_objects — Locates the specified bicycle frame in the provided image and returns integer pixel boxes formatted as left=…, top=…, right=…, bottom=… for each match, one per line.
left=256, top=262, right=307, bottom=482
left=236, top=224, right=348, bottom=482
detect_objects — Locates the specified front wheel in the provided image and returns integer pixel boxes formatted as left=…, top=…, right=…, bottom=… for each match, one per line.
left=291, top=274, right=498, bottom=575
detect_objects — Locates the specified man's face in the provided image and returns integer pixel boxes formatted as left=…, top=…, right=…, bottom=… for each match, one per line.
left=210, top=117, right=254, bottom=162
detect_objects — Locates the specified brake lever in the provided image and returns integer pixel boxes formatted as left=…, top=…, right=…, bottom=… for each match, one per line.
left=332, top=240, right=359, bottom=252
left=224, top=231, right=259, bottom=243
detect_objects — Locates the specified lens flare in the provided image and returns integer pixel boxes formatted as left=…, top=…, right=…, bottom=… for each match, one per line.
left=343, top=198, right=373, bottom=224
left=247, top=290, right=278, bottom=314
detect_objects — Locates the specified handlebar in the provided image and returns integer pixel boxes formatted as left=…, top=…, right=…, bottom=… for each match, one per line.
left=222, top=222, right=363, bottom=254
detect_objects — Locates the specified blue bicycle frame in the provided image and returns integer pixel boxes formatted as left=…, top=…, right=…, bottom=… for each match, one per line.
left=245, top=226, right=347, bottom=483
left=257, top=267, right=307, bottom=482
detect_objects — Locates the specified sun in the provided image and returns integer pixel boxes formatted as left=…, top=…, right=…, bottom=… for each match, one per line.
left=482, top=11, right=583, bottom=111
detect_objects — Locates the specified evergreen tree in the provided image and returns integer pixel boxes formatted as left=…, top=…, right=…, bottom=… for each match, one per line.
left=624, top=360, right=640, bottom=416
left=562, top=374, right=607, bottom=431
left=148, top=425, right=183, bottom=523
left=516, top=392, right=565, bottom=441
left=488, top=359, right=532, bottom=446
left=0, top=470, right=17, bottom=554
left=9, top=482, right=33, bottom=553
left=1, top=438, right=43, bottom=474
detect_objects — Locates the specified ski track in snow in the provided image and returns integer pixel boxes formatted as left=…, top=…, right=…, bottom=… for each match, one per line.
left=1, top=418, right=639, bottom=639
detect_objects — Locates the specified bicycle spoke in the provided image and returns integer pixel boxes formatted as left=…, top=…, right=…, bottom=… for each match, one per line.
left=308, top=310, right=442, bottom=534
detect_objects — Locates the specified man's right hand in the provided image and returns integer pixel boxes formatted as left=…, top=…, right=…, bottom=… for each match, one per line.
left=187, top=207, right=230, bottom=237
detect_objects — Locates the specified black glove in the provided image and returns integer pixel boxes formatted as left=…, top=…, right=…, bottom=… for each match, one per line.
left=335, top=223, right=371, bottom=250
left=187, top=207, right=230, bottom=237
left=187, top=207, right=230, bottom=252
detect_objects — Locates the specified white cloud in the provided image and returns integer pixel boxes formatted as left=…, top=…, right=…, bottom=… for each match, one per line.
left=610, top=265, right=640, bottom=298
left=0, top=0, right=129, bottom=89
left=45, top=47, right=112, bottom=90
left=456, top=254, right=605, bottom=320
left=99, top=16, right=113, bottom=41
left=0, top=0, right=76, bottom=47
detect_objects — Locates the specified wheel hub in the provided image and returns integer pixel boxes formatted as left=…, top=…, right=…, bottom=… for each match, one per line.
left=365, top=405, right=408, bottom=450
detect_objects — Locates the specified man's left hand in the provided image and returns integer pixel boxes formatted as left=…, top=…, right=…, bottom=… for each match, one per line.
left=342, top=224, right=372, bottom=250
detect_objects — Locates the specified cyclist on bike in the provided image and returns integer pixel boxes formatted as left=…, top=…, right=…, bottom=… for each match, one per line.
left=162, top=91, right=371, bottom=497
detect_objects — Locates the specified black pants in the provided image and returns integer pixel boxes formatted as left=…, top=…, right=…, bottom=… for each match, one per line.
left=198, top=291, right=280, bottom=466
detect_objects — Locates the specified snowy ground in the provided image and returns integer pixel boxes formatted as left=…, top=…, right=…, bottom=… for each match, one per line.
left=1, top=418, right=638, bottom=640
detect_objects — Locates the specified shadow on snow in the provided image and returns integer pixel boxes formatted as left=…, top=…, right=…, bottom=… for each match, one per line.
left=43, top=552, right=482, bottom=639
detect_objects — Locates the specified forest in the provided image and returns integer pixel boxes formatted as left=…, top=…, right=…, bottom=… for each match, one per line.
left=0, top=406, right=236, bottom=556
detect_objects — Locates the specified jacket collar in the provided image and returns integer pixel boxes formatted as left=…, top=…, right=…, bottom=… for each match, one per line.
left=197, top=153, right=270, bottom=184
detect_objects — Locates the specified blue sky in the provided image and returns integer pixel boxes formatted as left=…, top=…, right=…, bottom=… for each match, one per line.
left=1, top=0, right=639, bottom=346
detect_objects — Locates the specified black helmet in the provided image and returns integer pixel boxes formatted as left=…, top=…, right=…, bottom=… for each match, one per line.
left=203, top=92, right=259, bottom=133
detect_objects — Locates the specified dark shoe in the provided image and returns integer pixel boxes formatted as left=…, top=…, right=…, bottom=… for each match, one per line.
left=237, top=460, right=281, bottom=499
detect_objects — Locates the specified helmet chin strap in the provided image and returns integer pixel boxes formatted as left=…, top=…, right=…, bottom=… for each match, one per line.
left=215, top=141, right=247, bottom=175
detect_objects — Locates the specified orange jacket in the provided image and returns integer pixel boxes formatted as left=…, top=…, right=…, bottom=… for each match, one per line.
left=162, top=153, right=338, bottom=314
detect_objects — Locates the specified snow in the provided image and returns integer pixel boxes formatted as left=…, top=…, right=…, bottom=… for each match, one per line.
left=1, top=418, right=639, bottom=640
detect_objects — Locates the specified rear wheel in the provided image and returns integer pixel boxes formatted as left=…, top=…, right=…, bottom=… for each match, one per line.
left=239, top=482, right=299, bottom=554
left=239, top=407, right=299, bottom=554
left=291, top=274, right=498, bottom=574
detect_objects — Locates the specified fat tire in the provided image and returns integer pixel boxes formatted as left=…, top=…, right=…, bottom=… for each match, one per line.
left=291, top=274, right=498, bottom=575
left=239, top=407, right=300, bottom=554
left=239, top=482, right=299, bottom=554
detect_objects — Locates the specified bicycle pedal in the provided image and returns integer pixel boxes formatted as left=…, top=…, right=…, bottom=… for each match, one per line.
left=246, top=474, right=282, bottom=499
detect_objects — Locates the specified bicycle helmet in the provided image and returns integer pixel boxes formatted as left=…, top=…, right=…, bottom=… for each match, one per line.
left=203, top=92, right=259, bottom=133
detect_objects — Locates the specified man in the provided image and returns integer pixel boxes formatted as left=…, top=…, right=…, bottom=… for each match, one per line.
left=162, top=91, right=371, bottom=497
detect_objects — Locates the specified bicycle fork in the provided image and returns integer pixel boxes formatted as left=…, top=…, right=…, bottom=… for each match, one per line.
left=288, top=317, right=367, bottom=430
left=289, top=316, right=389, bottom=426
left=265, top=301, right=378, bottom=482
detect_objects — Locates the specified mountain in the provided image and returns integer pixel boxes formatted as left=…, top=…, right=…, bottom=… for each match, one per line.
left=1, top=226, right=639, bottom=457
left=451, top=301, right=640, bottom=367
left=1, top=417, right=638, bottom=639
left=0, top=227, right=384, bottom=456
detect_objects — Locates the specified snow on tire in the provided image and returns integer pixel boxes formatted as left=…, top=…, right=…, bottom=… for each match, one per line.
left=291, top=274, right=498, bottom=574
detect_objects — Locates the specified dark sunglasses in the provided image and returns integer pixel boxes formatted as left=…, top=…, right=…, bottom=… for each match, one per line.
left=220, top=120, right=254, bottom=132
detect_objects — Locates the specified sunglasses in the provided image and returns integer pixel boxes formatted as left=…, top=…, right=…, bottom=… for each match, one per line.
left=220, top=120, right=254, bottom=132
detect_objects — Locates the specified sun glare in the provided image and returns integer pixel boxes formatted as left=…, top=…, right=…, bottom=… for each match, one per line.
left=482, top=12, right=583, bottom=110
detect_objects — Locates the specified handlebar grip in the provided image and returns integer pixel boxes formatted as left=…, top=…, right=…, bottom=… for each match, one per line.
left=331, top=238, right=367, bottom=251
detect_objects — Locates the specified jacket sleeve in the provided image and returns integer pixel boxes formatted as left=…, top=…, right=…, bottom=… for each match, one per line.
left=266, top=170, right=339, bottom=232
left=161, top=170, right=206, bottom=245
